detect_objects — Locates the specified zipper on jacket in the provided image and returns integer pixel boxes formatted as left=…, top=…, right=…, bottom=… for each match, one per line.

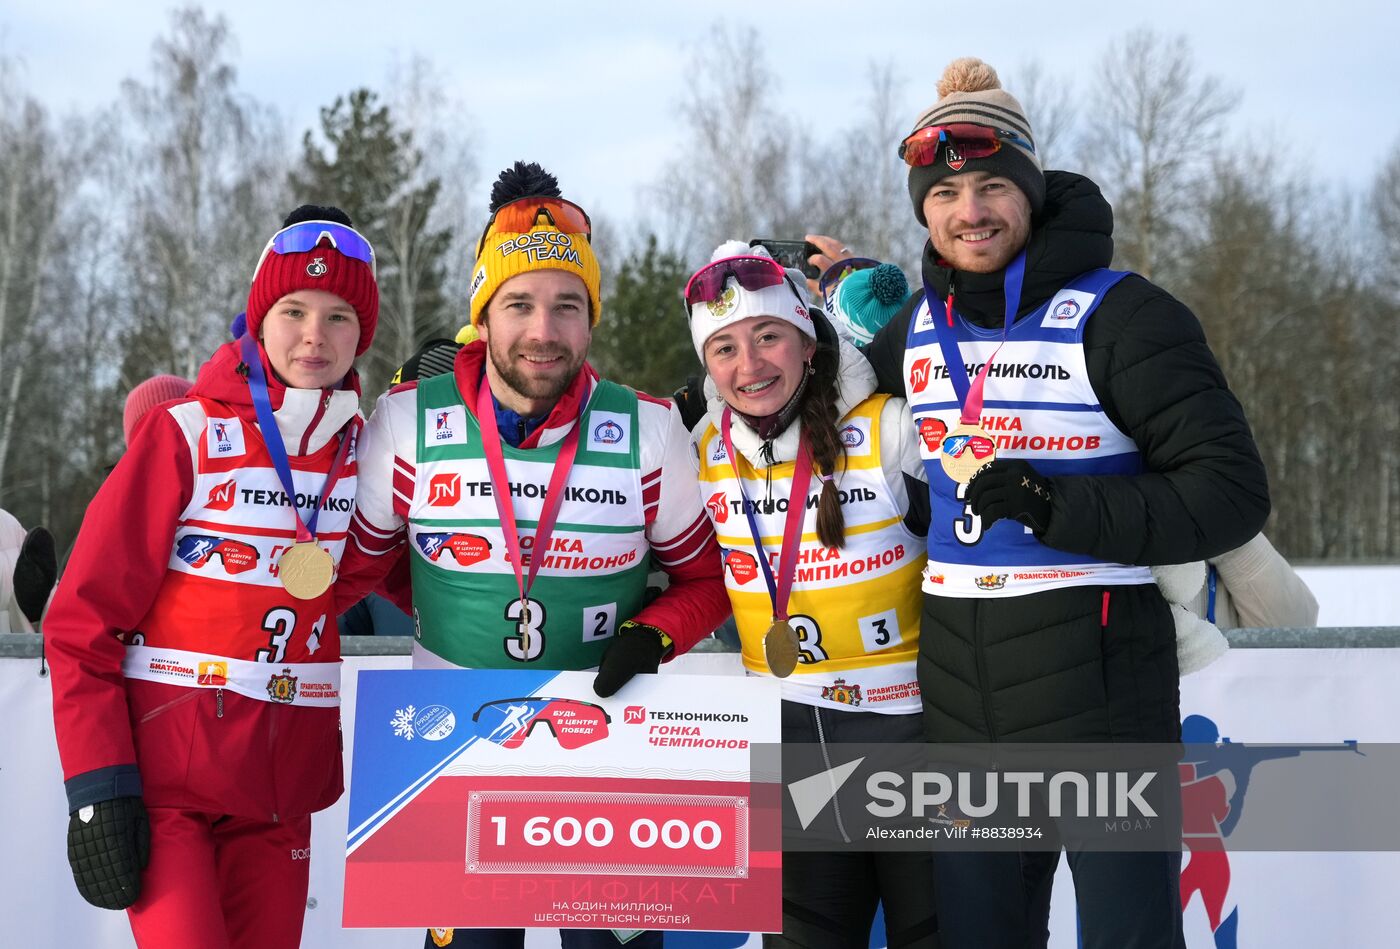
left=973, top=604, right=999, bottom=742
left=759, top=441, right=777, bottom=514
left=216, top=688, right=224, bottom=718
left=1101, top=591, right=1111, bottom=628
left=268, top=705, right=281, bottom=824
left=812, top=706, right=852, bottom=844
left=298, top=390, right=332, bottom=455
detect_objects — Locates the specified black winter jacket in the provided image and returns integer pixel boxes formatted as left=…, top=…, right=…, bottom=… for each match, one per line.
left=866, top=171, right=1270, bottom=742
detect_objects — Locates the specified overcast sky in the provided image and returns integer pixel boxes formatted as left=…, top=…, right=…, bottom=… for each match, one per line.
left=5, top=0, right=1398, bottom=225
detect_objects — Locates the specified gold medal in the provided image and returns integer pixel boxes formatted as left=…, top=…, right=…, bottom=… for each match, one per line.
left=278, top=542, right=334, bottom=599
left=764, top=619, right=800, bottom=679
left=939, top=422, right=997, bottom=485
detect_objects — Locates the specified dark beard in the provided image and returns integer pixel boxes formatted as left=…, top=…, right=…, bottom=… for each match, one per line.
left=487, top=338, right=585, bottom=407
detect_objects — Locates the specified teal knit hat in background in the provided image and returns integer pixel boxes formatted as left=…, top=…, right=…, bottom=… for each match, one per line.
left=828, top=263, right=913, bottom=345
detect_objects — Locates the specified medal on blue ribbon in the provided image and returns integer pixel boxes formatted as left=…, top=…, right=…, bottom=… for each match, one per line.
left=240, top=334, right=355, bottom=599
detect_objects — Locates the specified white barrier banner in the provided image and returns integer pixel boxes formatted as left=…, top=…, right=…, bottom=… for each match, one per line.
left=6, top=647, right=1400, bottom=947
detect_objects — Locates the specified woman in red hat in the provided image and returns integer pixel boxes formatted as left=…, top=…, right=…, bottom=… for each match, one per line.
left=47, top=205, right=379, bottom=948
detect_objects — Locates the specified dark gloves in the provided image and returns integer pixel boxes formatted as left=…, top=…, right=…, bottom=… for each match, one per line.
left=13, top=526, right=57, bottom=623
left=593, top=622, right=672, bottom=697
left=966, top=459, right=1054, bottom=533
left=67, top=796, right=150, bottom=910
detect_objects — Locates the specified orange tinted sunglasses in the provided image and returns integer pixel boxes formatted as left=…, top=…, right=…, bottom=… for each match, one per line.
left=476, top=196, right=592, bottom=255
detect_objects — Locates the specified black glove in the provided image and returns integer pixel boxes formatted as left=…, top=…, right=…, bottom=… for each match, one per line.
left=965, top=459, right=1054, bottom=533
left=593, top=622, right=670, bottom=697
left=13, top=526, right=57, bottom=623
left=67, top=796, right=151, bottom=910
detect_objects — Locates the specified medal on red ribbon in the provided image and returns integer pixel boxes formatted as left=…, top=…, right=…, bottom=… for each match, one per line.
left=940, top=422, right=996, bottom=484
left=925, top=250, right=1027, bottom=484
left=721, top=408, right=813, bottom=679
left=475, top=373, right=587, bottom=659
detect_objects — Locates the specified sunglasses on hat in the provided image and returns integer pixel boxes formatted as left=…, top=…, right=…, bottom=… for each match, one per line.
left=683, top=255, right=804, bottom=311
left=476, top=195, right=592, bottom=256
left=254, top=220, right=377, bottom=279
left=817, top=257, right=881, bottom=311
left=898, top=123, right=1036, bottom=168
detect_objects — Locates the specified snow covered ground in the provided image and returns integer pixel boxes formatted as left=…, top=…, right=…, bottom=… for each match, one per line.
left=1294, top=564, right=1400, bottom=627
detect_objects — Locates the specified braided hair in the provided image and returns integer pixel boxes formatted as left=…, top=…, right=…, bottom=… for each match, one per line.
left=799, top=323, right=846, bottom=549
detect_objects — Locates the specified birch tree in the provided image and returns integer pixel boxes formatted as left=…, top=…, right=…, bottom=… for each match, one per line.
left=385, top=55, right=482, bottom=329
left=1009, top=60, right=1077, bottom=171
left=1083, top=29, right=1239, bottom=282
left=1374, top=140, right=1400, bottom=302
left=116, top=5, right=287, bottom=384
left=649, top=24, right=803, bottom=261
left=799, top=63, right=922, bottom=272
left=0, top=73, right=65, bottom=505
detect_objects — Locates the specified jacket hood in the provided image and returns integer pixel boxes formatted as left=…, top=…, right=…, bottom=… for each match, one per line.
left=187, top=337, right=362, bottom=456
left=921, top=170, right=1115, bottom=328
left=704, top=326, right=876, bottom=469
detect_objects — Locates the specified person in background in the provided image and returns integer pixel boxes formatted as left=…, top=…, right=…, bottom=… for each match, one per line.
left=1, top=507, right=56, bottom=634
left=123, top=375, right=194, bottom=446
left=823, top=261, right=915, bottom=348
left=336, top=588, right=415, bottom=637
left=1159, top=532, right=1320, bottom=673
left=337, top=336, right=466, bottom=637
left=685, top=240, right=937, bottom=948
left=47, top=204, right=378, bottom=948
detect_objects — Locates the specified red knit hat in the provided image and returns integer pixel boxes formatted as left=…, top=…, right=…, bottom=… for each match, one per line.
left=245, top=205, right=379, bottom=356
left=123, top=374, right=193, bottom=444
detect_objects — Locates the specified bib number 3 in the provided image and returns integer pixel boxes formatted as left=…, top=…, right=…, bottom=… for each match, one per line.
left=504, top=597, right=547, bottom=662
left=955, top=481, right=984, bottom=546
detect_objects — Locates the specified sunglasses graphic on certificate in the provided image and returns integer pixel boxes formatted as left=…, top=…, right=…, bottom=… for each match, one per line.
left=472, top=697, right=612, bottom=750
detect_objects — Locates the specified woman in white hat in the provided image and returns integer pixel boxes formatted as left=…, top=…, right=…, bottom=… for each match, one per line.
left=685, top=241, right=938, bottom=948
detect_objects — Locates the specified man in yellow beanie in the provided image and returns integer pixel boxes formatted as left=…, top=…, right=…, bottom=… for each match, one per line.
left=335, top=162, right=731, bottom=949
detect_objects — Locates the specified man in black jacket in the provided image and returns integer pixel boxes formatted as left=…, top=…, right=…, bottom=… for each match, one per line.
left=859, top=57, right=1270, bottom=948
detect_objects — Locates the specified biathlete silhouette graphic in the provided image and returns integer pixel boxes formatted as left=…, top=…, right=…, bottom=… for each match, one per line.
left=1178, top=713, right=1360, bottom=949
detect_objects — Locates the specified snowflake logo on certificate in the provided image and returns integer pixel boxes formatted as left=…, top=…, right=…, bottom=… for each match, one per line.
left=391, top=705, right=418, bottom=740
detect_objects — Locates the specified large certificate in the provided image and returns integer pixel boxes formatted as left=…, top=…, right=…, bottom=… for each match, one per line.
left=343, top=669, right=782, bottom=933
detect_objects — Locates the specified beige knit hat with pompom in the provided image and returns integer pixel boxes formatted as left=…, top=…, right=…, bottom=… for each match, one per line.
left=906, top=57, right=1044, bottom=224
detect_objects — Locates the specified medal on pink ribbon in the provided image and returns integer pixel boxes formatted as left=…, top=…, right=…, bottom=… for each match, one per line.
left=926, top=250, right=1027, bottom=484
left=475, top=373, right=586, bottom=659
left=721, top=408, right=813, bottom=679
left=940, top=423, right=996, bottom=484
